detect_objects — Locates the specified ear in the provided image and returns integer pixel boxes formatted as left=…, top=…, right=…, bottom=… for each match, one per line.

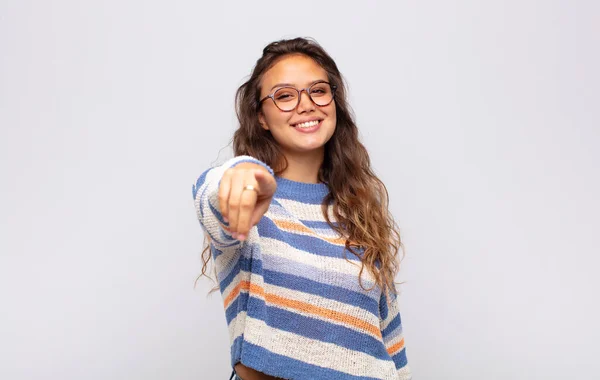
left=258, top=112, right=269, bottom=131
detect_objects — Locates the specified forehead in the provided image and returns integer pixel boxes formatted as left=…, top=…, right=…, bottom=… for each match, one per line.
left=261, top=54, right=328, bottom=90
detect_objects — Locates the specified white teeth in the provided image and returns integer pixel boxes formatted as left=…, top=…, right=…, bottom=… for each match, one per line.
left=294, top=120, right=320, bottom=129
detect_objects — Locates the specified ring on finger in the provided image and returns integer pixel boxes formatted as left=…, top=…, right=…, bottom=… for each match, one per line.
left=243, top=184, right=258, bottom=193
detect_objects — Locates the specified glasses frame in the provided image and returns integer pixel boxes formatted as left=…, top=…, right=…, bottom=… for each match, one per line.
left=259, top=81, right=337, bottom=112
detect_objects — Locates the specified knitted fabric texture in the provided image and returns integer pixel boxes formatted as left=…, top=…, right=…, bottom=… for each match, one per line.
left=192, top=155, right=412, bottom=380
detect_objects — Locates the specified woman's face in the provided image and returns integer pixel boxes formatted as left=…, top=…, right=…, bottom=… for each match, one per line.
left=258, top=54, right=336, bottom=157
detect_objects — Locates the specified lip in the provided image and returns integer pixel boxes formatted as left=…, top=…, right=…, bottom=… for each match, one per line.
left=292, top=119, right=322, bottom=133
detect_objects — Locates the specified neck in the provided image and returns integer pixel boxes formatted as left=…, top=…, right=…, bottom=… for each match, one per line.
left=279, top=149, right=324, bottom=184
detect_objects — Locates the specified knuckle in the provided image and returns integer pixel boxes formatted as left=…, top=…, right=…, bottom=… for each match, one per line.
left=239, top=202, right=253, bottom=210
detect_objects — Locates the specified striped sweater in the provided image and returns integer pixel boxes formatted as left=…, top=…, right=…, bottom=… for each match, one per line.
left=192, top=155, right=412, bottom=380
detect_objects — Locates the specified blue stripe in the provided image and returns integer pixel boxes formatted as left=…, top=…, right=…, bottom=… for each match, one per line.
left=380, top=293, right=389, bottom=320
left=274, top=191, right=327, bottom=204
left=240, top=339, right=385, bottom=380
left=257, top=217, right=362, bottom=261
left=218, top=243, right=258, bottom=284
left=225, top=291, right=248, bottom=324
left=273, top=177, right=329, bottom=204
left=246, top=297, right=389, bottom=360
left=230, top=335, right=244, bottom=368
left=219, top=245, right=258, bottom=289
left=299, top=219, right=339, bottom=229
left=219, top=260, right=241, bottom=292
left=391, top=347, right=409, bottom=370
left=258, top=250, right=379, bottom=301
left=208, top=198, right=227, bottom=225
left=211, top=245, right=224, bottom=259
left=382, top=313, right=402, bottom=338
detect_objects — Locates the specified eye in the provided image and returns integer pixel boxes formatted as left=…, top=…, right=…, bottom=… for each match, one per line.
left=310, top=84, right=330, bottom=96
left=274, top=89, right=297, bottom=102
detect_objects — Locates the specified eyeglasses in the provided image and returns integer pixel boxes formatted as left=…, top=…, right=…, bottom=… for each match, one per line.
left=259, top=81, right=337, bottom=112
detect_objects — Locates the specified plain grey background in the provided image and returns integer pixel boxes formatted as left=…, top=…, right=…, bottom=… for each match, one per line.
left=1, top=1, right=598, bottom=379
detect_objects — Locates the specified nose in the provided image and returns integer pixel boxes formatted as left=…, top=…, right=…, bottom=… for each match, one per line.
left=296, top=89, right=315, bottom=113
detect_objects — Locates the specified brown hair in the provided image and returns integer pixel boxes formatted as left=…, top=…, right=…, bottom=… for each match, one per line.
left=199, top=37, right=404, bottom=299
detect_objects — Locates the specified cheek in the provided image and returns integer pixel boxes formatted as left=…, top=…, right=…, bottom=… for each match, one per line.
left=264, top=107, right=291, bottom=127
left=326, top=104, right=337, bottom=125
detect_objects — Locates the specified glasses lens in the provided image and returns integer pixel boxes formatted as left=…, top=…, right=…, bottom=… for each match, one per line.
left=309, top=83, right=333, bottom=106
left=272, top=83, right=334, bottom=111
left=273, top=88, right=299, bottom=111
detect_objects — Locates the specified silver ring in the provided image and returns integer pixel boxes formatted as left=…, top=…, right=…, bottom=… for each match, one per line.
left=243, top=184, right=258, bottom=192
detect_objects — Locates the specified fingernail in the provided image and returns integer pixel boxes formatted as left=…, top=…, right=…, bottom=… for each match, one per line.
left=231, top=232, right=238, bottom=239
left=223, top=217, right=229, bottom=223
left=237, top=234, right=246, bottom=241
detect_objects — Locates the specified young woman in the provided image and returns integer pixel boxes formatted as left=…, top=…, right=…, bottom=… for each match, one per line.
left=192, top=37, right=412, bottom=380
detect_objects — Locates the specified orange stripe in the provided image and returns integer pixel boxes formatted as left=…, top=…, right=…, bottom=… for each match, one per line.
left=225, top=280, right=381, bottom=338
left=223, top=280, right=255, bottom=309
left=267, top=292, right=382, bottom=338
left=386, top=338, right=405, bottom=356
left=273, top=220, right=346, bottom=245
left=223, top=282, right=242, bottom=308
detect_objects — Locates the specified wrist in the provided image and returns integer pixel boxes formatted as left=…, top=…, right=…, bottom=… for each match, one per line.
left=229, top=156, right=274, bottom=176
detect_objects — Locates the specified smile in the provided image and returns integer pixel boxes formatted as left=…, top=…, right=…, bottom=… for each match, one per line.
left=294, top=120, right=320, bottom=128
left=291, top=119, right=323, bottom=133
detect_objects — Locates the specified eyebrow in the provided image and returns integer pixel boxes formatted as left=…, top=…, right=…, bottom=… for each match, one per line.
left=270, top=79, right=328, bottom=91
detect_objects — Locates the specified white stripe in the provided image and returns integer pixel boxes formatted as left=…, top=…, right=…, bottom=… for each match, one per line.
left=212, top=228, right=259, bottom=276
left=213, top=242, right=244, bottom=281
left=260, top=248, right=381, bottom=302
left=275, top=198, right=337, bottom=221
left=228, top=310, right=247, bottom=344
left=267, top=203, right=339, bottom=236
left=381, top=295, right=402, bottom=331
left=221, top=270, right=243, bottom=305
left=311, top=227, right=344, bottom=238
left=260, top=237, right=377, bottom=287
left=397, top=365, right=413, bottom=380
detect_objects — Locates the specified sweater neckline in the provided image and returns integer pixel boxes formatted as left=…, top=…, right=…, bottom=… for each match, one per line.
left=275, top=175, right=330, bottom=200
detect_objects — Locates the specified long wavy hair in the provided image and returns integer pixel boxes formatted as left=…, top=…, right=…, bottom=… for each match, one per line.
left=198, top=37, right=404, bottom=299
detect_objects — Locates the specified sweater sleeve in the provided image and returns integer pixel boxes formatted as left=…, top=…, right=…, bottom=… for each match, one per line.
left=192, top=155, right=274, bottom=248
left=380, top=287, right=412, bottom=380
